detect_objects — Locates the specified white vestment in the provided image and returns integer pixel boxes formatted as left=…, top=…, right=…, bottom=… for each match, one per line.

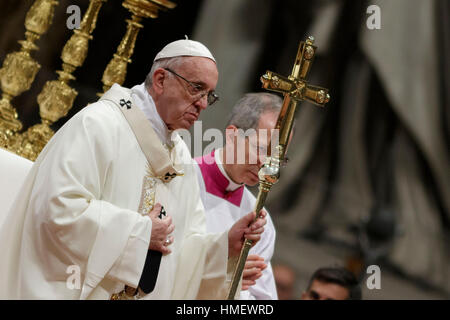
left=0, top=83, right=234, bottom=300
left=194, top=149, right=278, bottom=300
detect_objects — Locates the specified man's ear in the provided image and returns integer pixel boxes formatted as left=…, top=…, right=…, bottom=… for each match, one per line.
left=151, top=68, right=166, bottom=94
left=225, top=125, right=238, bottom=144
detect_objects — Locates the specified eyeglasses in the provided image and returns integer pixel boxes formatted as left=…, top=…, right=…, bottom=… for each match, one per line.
left=164, top=68, right=219, bottom=106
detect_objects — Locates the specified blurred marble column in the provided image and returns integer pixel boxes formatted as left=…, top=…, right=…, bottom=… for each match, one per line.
left=192, top=0, right=272, bottom=142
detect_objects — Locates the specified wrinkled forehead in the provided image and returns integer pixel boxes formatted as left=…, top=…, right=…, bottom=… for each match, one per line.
left=177, top=56, right=217, bottom=73
left=177, top=56, right=218, bottom=87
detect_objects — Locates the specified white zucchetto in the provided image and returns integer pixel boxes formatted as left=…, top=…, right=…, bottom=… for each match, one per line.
left=153, top=38, right=216, bottom=63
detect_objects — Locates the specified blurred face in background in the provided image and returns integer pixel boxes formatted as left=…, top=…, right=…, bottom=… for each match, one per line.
left=301, top=280, right=350, bottom=300
left=273, top=264, right=296, bottom=300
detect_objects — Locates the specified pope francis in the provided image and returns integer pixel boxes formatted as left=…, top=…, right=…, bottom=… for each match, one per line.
left=0, top=39, right=266, bottom=300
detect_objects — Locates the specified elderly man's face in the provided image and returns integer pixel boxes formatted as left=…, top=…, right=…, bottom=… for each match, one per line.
left=153, top=57, right=218, bottom=130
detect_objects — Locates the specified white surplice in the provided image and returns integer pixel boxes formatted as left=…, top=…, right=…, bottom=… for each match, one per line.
left=194, top=148, right=278, bottom=300
left=0, top=83, right=234, bottom=300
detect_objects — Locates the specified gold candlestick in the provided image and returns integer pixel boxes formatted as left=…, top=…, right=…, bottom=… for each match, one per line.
left=0, top=0, right=59, bottom=150
left=15, top=0, right=108, bottom=160
left=99, top=0, right=176, bottom=95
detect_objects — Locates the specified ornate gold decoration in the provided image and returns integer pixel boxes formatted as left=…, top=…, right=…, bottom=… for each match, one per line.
left=99, top=0, right=176, bottom=95
left=227, top=36, right=331, bottom=299
left=110, top=286, right=139, bottom=300
left=0, top=0, right=59, bottom=149
left=139, top=165, right=158, bottom=214
left=13, top=0, right=107, bottom=160
left=111, top=164, right=157, bottom=300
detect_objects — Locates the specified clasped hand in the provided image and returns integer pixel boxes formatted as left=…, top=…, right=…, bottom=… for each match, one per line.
left=228, top=210, right=267, bottom=258
left=147, top=203, right=175, bottom=255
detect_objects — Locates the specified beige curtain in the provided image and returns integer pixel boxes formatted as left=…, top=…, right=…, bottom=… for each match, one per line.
left=193, top=0, right=450, bottom=293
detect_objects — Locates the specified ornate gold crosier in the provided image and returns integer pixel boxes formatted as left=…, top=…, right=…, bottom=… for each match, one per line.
left=99, top=0, right=176, bottom=95
left=227, top=36, right=331, bottom=299
left=13, top=0, right=107, bottom=160
left=0, top=0, right=59, bottom=150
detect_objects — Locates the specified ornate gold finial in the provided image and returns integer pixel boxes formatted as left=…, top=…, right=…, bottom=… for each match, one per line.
left=306, top=35, right=315, bottom=44
left=99, top=0, right=176, bottom=95
left=0, top=0, right=59, bottom=150
left=13, top=0, right=108, bottom=160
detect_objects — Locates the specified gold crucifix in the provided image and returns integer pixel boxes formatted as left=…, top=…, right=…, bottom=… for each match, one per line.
left=227, top=36, right=330, bottom=299
left=261, top=35, right=330, bottom=155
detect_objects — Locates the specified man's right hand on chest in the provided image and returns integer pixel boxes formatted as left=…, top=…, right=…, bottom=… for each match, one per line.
left=147, top=203, right=175, bottom=255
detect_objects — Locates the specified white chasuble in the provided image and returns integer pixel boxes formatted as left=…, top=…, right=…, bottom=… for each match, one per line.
left=0, top=83, right=232, bottom=300
left=194, top=149, right=278, bottom=300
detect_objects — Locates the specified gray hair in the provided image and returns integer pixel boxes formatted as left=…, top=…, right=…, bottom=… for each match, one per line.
left=144, top=56, right=186, bottom=89
left=227, top=93, right=282, bottom=130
